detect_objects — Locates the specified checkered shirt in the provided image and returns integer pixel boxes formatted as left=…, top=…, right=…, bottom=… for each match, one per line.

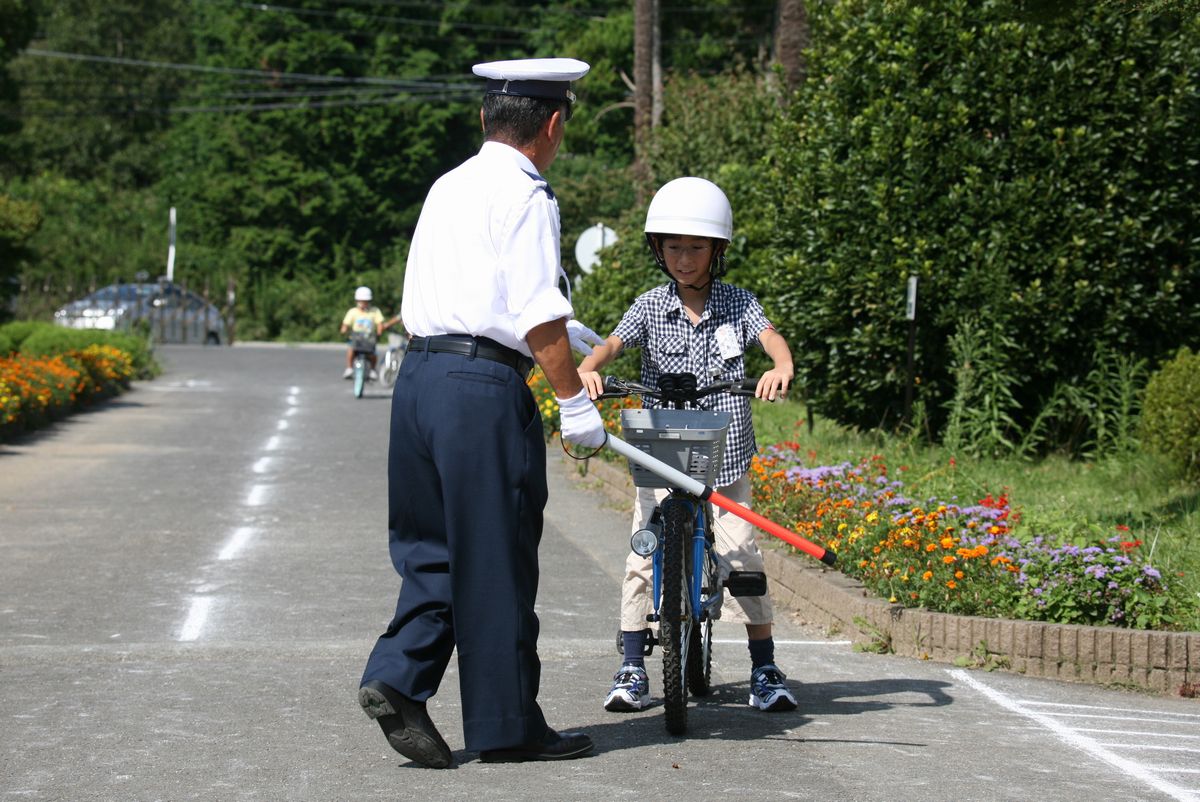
left=611, top=280, right=773, bottom=488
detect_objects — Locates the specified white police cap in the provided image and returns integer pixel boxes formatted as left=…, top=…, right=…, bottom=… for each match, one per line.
left=472, top=57, right=590, bottom=107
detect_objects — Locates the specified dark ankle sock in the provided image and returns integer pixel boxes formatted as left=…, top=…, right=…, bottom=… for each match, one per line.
left=748, top=636, right=775, bottom=670
left=621, top=630, right=647, bottom=667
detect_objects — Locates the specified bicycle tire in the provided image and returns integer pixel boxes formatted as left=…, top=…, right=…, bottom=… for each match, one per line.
left=660, top=498, right=691, bottom=736
left=380, top=356, right=400, bottom=388
left=353, top=359, right=366, bottom=398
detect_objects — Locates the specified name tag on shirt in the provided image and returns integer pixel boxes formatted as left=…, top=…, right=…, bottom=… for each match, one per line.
left=715, top=324, right=741, bottom=361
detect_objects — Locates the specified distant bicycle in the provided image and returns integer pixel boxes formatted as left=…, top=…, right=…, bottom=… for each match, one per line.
left=378, top=332, right=408, bottom=389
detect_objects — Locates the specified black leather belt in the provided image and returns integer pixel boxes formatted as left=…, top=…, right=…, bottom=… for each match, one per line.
left=409, top=334, right=534, bottom=377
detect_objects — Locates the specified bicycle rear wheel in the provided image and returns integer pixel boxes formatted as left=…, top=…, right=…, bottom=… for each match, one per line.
left=660, top=498, right=691, bottom=736
left=380, top=353, right=400, bottom=388
left=687, top=615, right=713, bottom=697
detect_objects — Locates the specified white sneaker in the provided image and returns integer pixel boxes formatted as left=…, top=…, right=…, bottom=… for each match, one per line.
left=749, top=664, right=797, bottom=711
left=604, top=664, right=650, bottom=712
left=342, top=368, right=353, bottom=379
left=369, top=369, right=379, bottom=381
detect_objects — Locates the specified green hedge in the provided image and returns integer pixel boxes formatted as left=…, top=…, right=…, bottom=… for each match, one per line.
left=0, top=322, right=157, bottom=378
left=764, top=1, right=1200, bottom=439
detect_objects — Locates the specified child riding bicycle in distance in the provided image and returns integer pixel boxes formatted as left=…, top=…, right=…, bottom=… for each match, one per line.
left=577, top=176, right=799, bottom=714
left=340, top=286, right=401, bottom=380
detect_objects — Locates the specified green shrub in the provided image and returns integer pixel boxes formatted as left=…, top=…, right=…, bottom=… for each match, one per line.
left=0, top=332, right=12, bottom=357
left=764, top=1, right=1200, bottom=441
left=1139, top=348, right=1200, bottom=478
left=17, top=323, right=156, bottom=378
left=0, top=321, right=45, bottom=350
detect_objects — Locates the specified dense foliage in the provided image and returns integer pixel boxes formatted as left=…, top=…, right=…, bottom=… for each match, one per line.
left=764, top=1, right=1200, bottom=441
left=1, top=0, right=782, bottom=340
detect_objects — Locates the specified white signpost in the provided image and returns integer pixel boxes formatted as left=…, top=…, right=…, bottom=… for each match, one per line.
left=574, top=222, right=618, bottom=274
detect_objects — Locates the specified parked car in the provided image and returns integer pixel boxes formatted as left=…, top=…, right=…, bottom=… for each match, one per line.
left=54, top=281, right=227, bottom=345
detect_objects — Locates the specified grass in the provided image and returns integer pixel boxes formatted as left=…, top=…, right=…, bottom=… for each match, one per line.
left=753, top=397, right=1200, bottom=629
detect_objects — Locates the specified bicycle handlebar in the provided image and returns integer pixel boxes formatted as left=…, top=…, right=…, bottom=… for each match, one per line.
left=596, top=374, right=760, bottom=403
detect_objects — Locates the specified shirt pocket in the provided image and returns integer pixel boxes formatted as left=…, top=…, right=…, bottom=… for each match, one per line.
left=653, top=335, right=689, bottom=368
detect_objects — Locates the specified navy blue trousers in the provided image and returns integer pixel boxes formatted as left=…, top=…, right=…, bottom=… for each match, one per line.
left=360, top=348, right=549, bottom=752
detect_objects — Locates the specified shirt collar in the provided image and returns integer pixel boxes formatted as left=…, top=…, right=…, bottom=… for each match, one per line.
left=480, top=140, right=539, bottom=177
left=666, top=279, right=727, bottom=322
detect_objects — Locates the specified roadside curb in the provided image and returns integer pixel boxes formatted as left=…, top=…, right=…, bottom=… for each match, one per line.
left=555, top=447, right=1200, bottom=696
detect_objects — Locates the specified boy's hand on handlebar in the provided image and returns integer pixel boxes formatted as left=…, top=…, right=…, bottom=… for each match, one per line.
left=557, top=388, right=607, bottom=448
left=756, top=369, right=792, bottom=402
left=577, top=370, right=605, bottom=400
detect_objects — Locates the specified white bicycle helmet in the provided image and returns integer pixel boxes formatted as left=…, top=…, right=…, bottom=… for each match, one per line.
left=354, top=286, right=373, bottom=302
left=643, top=177, right=732, bottom=281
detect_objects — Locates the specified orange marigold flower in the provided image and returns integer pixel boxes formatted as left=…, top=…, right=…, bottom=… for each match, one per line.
left=954, top=570, right=964, bottom=579
left=946, top=580, right=957, bottom=589
left=942, top=555, right=956, bottom=564
left=921, top=571, right=933, bottom=581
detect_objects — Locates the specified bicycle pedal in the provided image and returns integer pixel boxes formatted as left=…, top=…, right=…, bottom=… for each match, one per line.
left=724, top=570, right=768, bottom=597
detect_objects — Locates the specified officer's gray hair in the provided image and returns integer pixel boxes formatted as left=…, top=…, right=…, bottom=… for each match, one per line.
left=482, top=94, right=566, bottom=146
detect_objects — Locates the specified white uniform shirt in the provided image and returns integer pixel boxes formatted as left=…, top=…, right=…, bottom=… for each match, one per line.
left=401, top=140, right=573, bottom=357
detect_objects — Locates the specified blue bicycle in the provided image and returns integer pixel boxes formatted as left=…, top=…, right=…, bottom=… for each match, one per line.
left=598, top=372, right=769, bottom=735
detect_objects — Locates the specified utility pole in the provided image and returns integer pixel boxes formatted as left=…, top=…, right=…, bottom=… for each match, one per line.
left=633, top=0, right=656, bottom=200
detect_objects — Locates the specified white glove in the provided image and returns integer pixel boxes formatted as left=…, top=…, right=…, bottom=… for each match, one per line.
left=566, top=319, right=606, bottom=356
left=557, top=388, right=607, bottom=448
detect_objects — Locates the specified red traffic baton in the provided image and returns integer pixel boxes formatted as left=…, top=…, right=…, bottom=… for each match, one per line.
left=604, top=433, right=836, bottom=567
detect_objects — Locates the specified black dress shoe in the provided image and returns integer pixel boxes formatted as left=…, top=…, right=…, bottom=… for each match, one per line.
left=358, top=680, right=453, bottom=769
left=478, top=728, right=594, bottom=763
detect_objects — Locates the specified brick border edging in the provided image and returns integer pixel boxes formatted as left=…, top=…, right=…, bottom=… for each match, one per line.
left=556, top=449, right=1200, bottom=695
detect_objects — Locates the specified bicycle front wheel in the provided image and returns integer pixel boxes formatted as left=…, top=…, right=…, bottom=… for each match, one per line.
left=688, top=546, right=718, bottom=696
left=353, top=359, right=366, bottom=398
left=660, top=498, right=691, bottom=736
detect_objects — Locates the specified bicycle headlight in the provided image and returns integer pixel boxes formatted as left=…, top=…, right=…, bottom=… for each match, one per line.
left=630, top=527, right=659, bottom=557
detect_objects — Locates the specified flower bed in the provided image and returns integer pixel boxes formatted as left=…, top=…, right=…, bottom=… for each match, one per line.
left=0, top=345, right=135, bottom=435
left=751, top=444, right=1192, bottom=631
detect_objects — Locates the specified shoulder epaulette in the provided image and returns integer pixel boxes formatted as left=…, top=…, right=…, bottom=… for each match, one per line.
left=521, top=169, right=555, bottom=200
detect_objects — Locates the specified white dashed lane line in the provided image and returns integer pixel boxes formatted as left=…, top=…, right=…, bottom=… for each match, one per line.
left=174, top=388, right=300, bottom=642
left=951, top=669, right=1200, bottom=802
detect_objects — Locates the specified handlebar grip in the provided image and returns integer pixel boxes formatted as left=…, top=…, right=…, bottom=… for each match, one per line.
left=820, top=550, right=837, bottom=567
left=730, top=376, right=759, bottom=396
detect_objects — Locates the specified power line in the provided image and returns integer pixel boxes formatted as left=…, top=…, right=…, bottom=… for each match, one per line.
left=21, top=48, right=475, bottom=91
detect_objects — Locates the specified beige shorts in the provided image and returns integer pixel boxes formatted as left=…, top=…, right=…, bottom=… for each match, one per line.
left=619, top=474, right=773, bottom=630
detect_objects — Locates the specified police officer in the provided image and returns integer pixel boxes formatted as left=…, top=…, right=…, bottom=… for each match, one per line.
left=358, top=58, right=607, bottom=768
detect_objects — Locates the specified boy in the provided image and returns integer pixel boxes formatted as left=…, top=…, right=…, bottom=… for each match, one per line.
left=340, top=286, right=398, bottom=379
left=577, top=177, right=798, bottom=713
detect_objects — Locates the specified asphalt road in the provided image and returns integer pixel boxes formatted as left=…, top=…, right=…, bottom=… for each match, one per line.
left=1, top=343, right=1197, bottom=802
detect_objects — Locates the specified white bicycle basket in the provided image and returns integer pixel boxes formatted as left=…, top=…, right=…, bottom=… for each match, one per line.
left=619, top=408, right=731, bottom=489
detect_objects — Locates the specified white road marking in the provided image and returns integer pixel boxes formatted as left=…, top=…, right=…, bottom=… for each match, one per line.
left=1026, top=701, right=1200, bottom=718
left=950, top=669, right=1200, bottom=802
left=252, top=457, right=273, bottom=474
left=276, top=419, right=288, bottom=431
left=218, top=527, right=256, bottom=561
left=178, top=597, right=212, bottom=642
left=245, top=484, right=269, bottom=507
left=265, top=435, right=281, bottom=451
left=285, top=406, right=299, bottom=417
left=1075, top=728, right=1200, bottom=740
